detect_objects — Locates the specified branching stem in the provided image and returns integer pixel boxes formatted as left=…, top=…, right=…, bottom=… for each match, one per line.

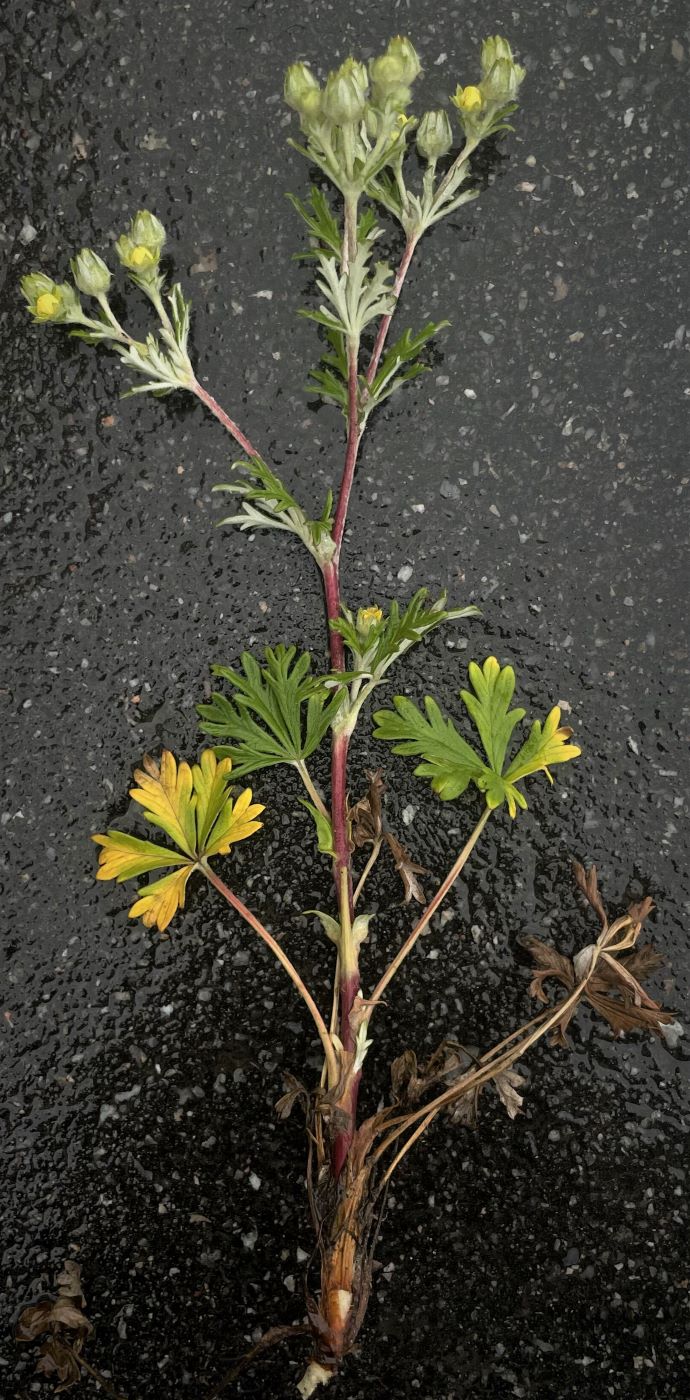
left=368, top=807, right=491, bottom=1014
left=191, top=379, right=262, bottom=460
left=203, top=861, right=338, bottom=1085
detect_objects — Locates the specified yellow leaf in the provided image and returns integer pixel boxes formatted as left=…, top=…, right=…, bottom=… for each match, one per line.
left=129, top=751, right=196, bottom=856
left=204, top=785, right=265, bottom=856
left=191, top=748, right=234, bottom=850
left=128, top=864, right=195, bottom=932
left=92, top=829, right=189, bottom=882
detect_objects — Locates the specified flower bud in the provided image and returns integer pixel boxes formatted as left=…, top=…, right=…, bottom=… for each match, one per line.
left=416, top=109, right=453, bottom=161
left=284, top=62, right=321, bottom=116
left=369, top=53, right=405, bottom=94
left=322, top=70, right=366, bottom=124
left=338, top=56, right=369, bottom=98
left=21, top=272, right=81, bottom=323
left=481, top=57, right=525, bottom=102
left=480, top=35, right=514, bottom=76
left=386, top=36, right=421, bottom=85
left=451, top=84, right=483, bottom=115
left=115, top=234, right=160, bottom=274
left=356, top=605, right=383, bottom=638
left=70, top=248, right=111, bottom=297
left=130, top=209, right=166, bottom=252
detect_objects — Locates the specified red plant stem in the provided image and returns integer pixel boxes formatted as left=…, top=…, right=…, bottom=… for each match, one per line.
left=322, top=559, right=345, bottom=672
left=365, top=234, right=419, bottom=387
left=192, top=379, right=261, bottom=459
left=332, top=340, right=362, bottom=553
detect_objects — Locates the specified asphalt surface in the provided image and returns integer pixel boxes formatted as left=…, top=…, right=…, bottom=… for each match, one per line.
left=2, top=1, right=688, bottom=1397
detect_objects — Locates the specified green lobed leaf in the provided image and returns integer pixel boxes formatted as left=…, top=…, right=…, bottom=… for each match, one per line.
left=197, top=645, right=342, bottom=776
left=373, top=656, right=581, bottom=817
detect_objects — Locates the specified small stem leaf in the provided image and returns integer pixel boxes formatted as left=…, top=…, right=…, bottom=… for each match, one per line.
left=306, top=909, right=341, bottom=944
left=214, top=457, right=334, bottom=561
left=367, top=321, right=450, bottom=409
left=374, top=656, right=581, bottom=815
left=299, top=799, right=336, bottom=858
left=287, top=186, right=342, bottom=259
left=198, top=646, right=341, bottom=776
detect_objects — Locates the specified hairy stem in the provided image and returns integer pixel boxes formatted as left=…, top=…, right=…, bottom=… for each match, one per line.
left=369, top=807, right=491, bottom=1013
left=203, top=862, right=338, bottom=1085
left=191, top=379, right=262, bottom=459
left=365, top=233, right=419, bottom=388
left=332, top=338, right=362, bottom=552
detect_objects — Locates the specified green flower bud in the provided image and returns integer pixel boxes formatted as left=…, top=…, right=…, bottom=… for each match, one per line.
left=416, top=109, right=453, bottom=161
left=338, top=56, right=369, bottom=98
left=386, top=35, right=421, bottom=85
left=70, top=248, right=111, bottom=297
left=323, top=70, right=366, bottom=124
left=284, top=62, right=321, bottom=115
left=21, top=272, right=81, bottom=323
left=481, top=56, right=525, bottom=102
left=356, top=605, right=383, bottom=639
left=130, top=209, right=166, bottom=251
left=480, top=35, right=515, bottom=76
left=369, top=53, right=405, bottom=94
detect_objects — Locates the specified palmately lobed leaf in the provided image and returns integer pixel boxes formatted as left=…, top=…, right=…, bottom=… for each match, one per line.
left=92, top=748, right=264, bottom=932
left=198, top=645, right=342, bottom=775
left=374, top=655, right=581, bottom=817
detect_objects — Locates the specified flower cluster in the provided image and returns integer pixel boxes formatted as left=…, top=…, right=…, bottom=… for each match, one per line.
left=451, top=35, right=526, bottom=131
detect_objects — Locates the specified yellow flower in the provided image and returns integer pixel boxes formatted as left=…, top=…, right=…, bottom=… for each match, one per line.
left=35, top=291, right=62, bottom=318
left=130, top=244, right=156, bottom=269
left=452, top=84, right=483, bottom=113
left=359, top=605, right=384, bottom=625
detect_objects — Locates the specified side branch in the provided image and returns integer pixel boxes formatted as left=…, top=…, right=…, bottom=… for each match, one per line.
left=192, top=378, right=263, bottom=460
left=203, top=861, right=338, bottom=1085
left=369, top=807, right=491, bottom=1013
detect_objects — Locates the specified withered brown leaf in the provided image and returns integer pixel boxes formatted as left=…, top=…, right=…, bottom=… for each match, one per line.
left=493, top=1067, right=527, bottom=1119
left=522, top=932, right=675, bottom=1044
left=275, top=1072, right=310, bottom=1121
left=573, top=861, right=608, bottom=929
left=348, top=770, right=385, bottom=848
left=384, top=831, right=429, bottom=905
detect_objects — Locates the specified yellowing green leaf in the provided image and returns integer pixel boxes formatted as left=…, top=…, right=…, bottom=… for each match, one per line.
left=128, top=865, right=195, bottom=932
left=92, top=830, right=190, bottom=882
left=130, top=751, right=197, bottom=855
left=374, top=656, right=581, bottom=819
left=203, top=786, right=265, bottom=855
left=504, top=706, right=581, bottom=784
left=93, top=748, right=264, bottom=933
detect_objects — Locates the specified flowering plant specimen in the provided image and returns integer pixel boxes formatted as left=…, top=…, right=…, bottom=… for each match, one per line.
left=21, top=33, right=676, bottom=1397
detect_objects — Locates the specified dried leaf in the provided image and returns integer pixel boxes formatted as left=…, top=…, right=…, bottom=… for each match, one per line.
left=573, top=861, right=608, bottom=929
left=492, top=1067, right=526, bottom=1119
left=275, top=1072, right=309, bottom=1121
left=16, top=1261, right=94, bottom=1393
left=384, top=831, right=429, bottom=904
left=349, top=769, right=385, bottom=848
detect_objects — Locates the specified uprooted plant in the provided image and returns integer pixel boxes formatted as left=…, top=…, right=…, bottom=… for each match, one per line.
left=21, top=32, right=678, bottom=1397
